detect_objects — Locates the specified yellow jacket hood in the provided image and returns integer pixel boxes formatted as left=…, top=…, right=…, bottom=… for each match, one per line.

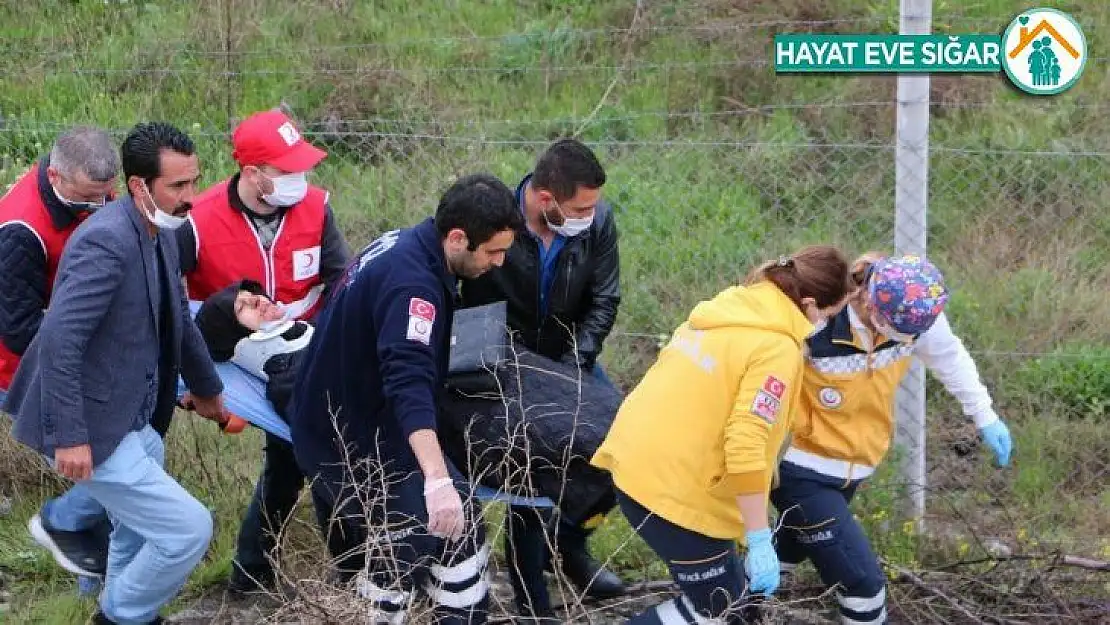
left=689, top=280, right=815, bottom=342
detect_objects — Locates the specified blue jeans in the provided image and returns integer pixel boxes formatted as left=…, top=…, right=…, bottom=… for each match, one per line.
left=42, top=487, right=108, bottom=533
left=5, top=389, right=108, bottom=590
left=43, top=412, right=174, bottom=594
left=70, top=425, right=213, bottom=624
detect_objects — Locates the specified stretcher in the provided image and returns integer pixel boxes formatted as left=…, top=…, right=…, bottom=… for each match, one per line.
left=175, top=302, right=553, bottom=508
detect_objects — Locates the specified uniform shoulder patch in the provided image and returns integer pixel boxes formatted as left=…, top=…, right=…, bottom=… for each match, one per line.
left=750, top=389, right=781, bottom=424
left=762, top=375, right=786, bottom=399
left=405, top=297, right=436, bottom=345
left=409, top=297, right=436, bottom=322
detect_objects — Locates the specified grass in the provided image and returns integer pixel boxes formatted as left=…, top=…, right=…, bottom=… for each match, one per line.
left=2, top=0, right=1110, bottom=621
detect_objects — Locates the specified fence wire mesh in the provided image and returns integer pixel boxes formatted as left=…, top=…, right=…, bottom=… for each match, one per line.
left=1, top=2, right=1108, bottom=620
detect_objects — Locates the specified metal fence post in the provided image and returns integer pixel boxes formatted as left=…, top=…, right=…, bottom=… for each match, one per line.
left=894, top=0, right=932, bottom=530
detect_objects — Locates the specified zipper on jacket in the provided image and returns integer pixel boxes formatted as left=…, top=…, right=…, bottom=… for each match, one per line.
left=564, top=252, right=574, bottom=306
left=528, top=235, right=543, bottom=325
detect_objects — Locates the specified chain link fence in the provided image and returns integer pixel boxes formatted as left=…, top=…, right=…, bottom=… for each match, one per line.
left=1, top=2, right=1108, bottom=615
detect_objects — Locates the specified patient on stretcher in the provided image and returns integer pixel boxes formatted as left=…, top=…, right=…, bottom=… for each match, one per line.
left=193, top=280, right=309, bottom=419
left=192, top=280, right=619, bottom=526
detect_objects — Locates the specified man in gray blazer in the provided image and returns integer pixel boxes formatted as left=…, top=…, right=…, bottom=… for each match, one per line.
left=5, top=121, right=228, bottom=625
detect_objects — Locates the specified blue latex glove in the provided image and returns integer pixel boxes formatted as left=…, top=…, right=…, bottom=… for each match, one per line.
left=743, top=528, right=780, bottom=596
left=979, top=420, right=1013, bottom=467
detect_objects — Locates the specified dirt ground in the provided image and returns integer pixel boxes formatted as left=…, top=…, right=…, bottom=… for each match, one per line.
left=163, top=570, right=834, bottom=624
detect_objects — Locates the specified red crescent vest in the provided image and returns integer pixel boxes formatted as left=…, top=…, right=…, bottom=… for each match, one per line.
left=0, top=163, right=89, bottom=389
left=185, top=178, right=329, bottom=321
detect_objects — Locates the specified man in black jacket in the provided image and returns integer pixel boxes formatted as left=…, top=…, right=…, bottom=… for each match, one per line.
left=459, top=138, right=625, bottom=617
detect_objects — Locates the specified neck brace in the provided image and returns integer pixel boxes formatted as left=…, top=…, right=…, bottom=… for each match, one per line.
left=231, top=320, right=313, bottom=380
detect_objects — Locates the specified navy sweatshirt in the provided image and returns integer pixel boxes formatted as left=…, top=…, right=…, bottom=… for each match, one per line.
left=290, top=218, right=458, bottom=480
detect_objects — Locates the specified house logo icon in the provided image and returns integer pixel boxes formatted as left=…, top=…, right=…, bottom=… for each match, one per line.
left=1001, top=8, right=1087, bottom=95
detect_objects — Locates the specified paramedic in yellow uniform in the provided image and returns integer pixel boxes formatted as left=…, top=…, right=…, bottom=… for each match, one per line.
left=591, top=246, right=854, bottom=625
left=772, top=253, right=1014, bottom=625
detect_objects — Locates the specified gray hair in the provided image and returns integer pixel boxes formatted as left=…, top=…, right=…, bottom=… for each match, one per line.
left=49, top=126, right=120, bottom=183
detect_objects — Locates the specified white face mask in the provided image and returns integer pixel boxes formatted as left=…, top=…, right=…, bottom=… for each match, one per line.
left=53, top=185, right=106, bottom=213
left=543, top=200, right=593, bottom=237
left=262, top=172, right=309, bottom=207
left=141, top=182, right=188, bottom=231
left=871, top=314, right=915, bottom=343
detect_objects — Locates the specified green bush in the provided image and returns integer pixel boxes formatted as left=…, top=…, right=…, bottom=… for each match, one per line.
left=1012, top=344, right=1110, bottom=420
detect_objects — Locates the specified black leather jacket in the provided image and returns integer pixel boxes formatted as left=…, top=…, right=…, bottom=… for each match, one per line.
left=459, top=177, right=620, bottom=369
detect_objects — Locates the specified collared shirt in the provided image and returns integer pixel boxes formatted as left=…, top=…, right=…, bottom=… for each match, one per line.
left=516, top=174, right=566, bottom=316
left=134, top=236, right=165, bottom=431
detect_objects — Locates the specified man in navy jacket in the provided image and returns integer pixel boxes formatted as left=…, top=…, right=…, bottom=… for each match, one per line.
left=291, top=173, right=522, bottom=624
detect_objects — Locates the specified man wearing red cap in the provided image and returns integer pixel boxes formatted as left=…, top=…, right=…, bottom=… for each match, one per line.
left=178, top=109, right=350, bottom=320
left=175, top=108, right=351, bottom=594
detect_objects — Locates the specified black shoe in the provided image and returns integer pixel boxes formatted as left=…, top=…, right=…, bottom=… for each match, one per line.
left=228, top=565, right=297, bottom=599
left=228, top=564, right=274, bottom=595
left=28, top=513, right=106, bottom=578
left=558, top=547, right=627, bottom=599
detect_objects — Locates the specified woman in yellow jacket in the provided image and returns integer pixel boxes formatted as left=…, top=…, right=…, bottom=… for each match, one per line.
left=591, top=246, right=853, bottom=624
left=771, top=253, right=1014, bottom=625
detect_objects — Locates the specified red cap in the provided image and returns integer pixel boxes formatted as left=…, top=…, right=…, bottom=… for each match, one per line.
left=231, top=110, right=326, bottom=173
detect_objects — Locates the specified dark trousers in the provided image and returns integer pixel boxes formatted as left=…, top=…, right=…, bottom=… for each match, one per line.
left=618, top=490, right=759, bottom=624
left=770, top=462, right=887, bottom=624
left=504, top=504, right=552, bottom=616
left=504, top=505, right=580, bottom=616
left=233, top=433, right=305, bottom=582
left=309, top=461, right=490, bottom=625
left=504, top=361, right=620, bottom=615
left=504, top=487, right=617, bottom=615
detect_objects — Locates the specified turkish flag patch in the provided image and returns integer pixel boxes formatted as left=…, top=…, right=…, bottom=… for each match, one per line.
left=406, top=297, right=436, bottom=345
left=409, top=297, right=436, bottom=323
left=762, top=375, right=786, bottom=399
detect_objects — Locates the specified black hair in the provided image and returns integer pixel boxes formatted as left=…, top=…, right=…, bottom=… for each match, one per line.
left=531, top=138, right=606, bottom=202
left=195, top=280, right=267, bottom=361
left=120, top=121, right=196, bottom=194
left=434, top=173, right=523, bottom=251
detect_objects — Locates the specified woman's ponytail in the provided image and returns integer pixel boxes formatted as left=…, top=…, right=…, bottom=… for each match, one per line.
left=747, top=245, right=853, bottom=310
